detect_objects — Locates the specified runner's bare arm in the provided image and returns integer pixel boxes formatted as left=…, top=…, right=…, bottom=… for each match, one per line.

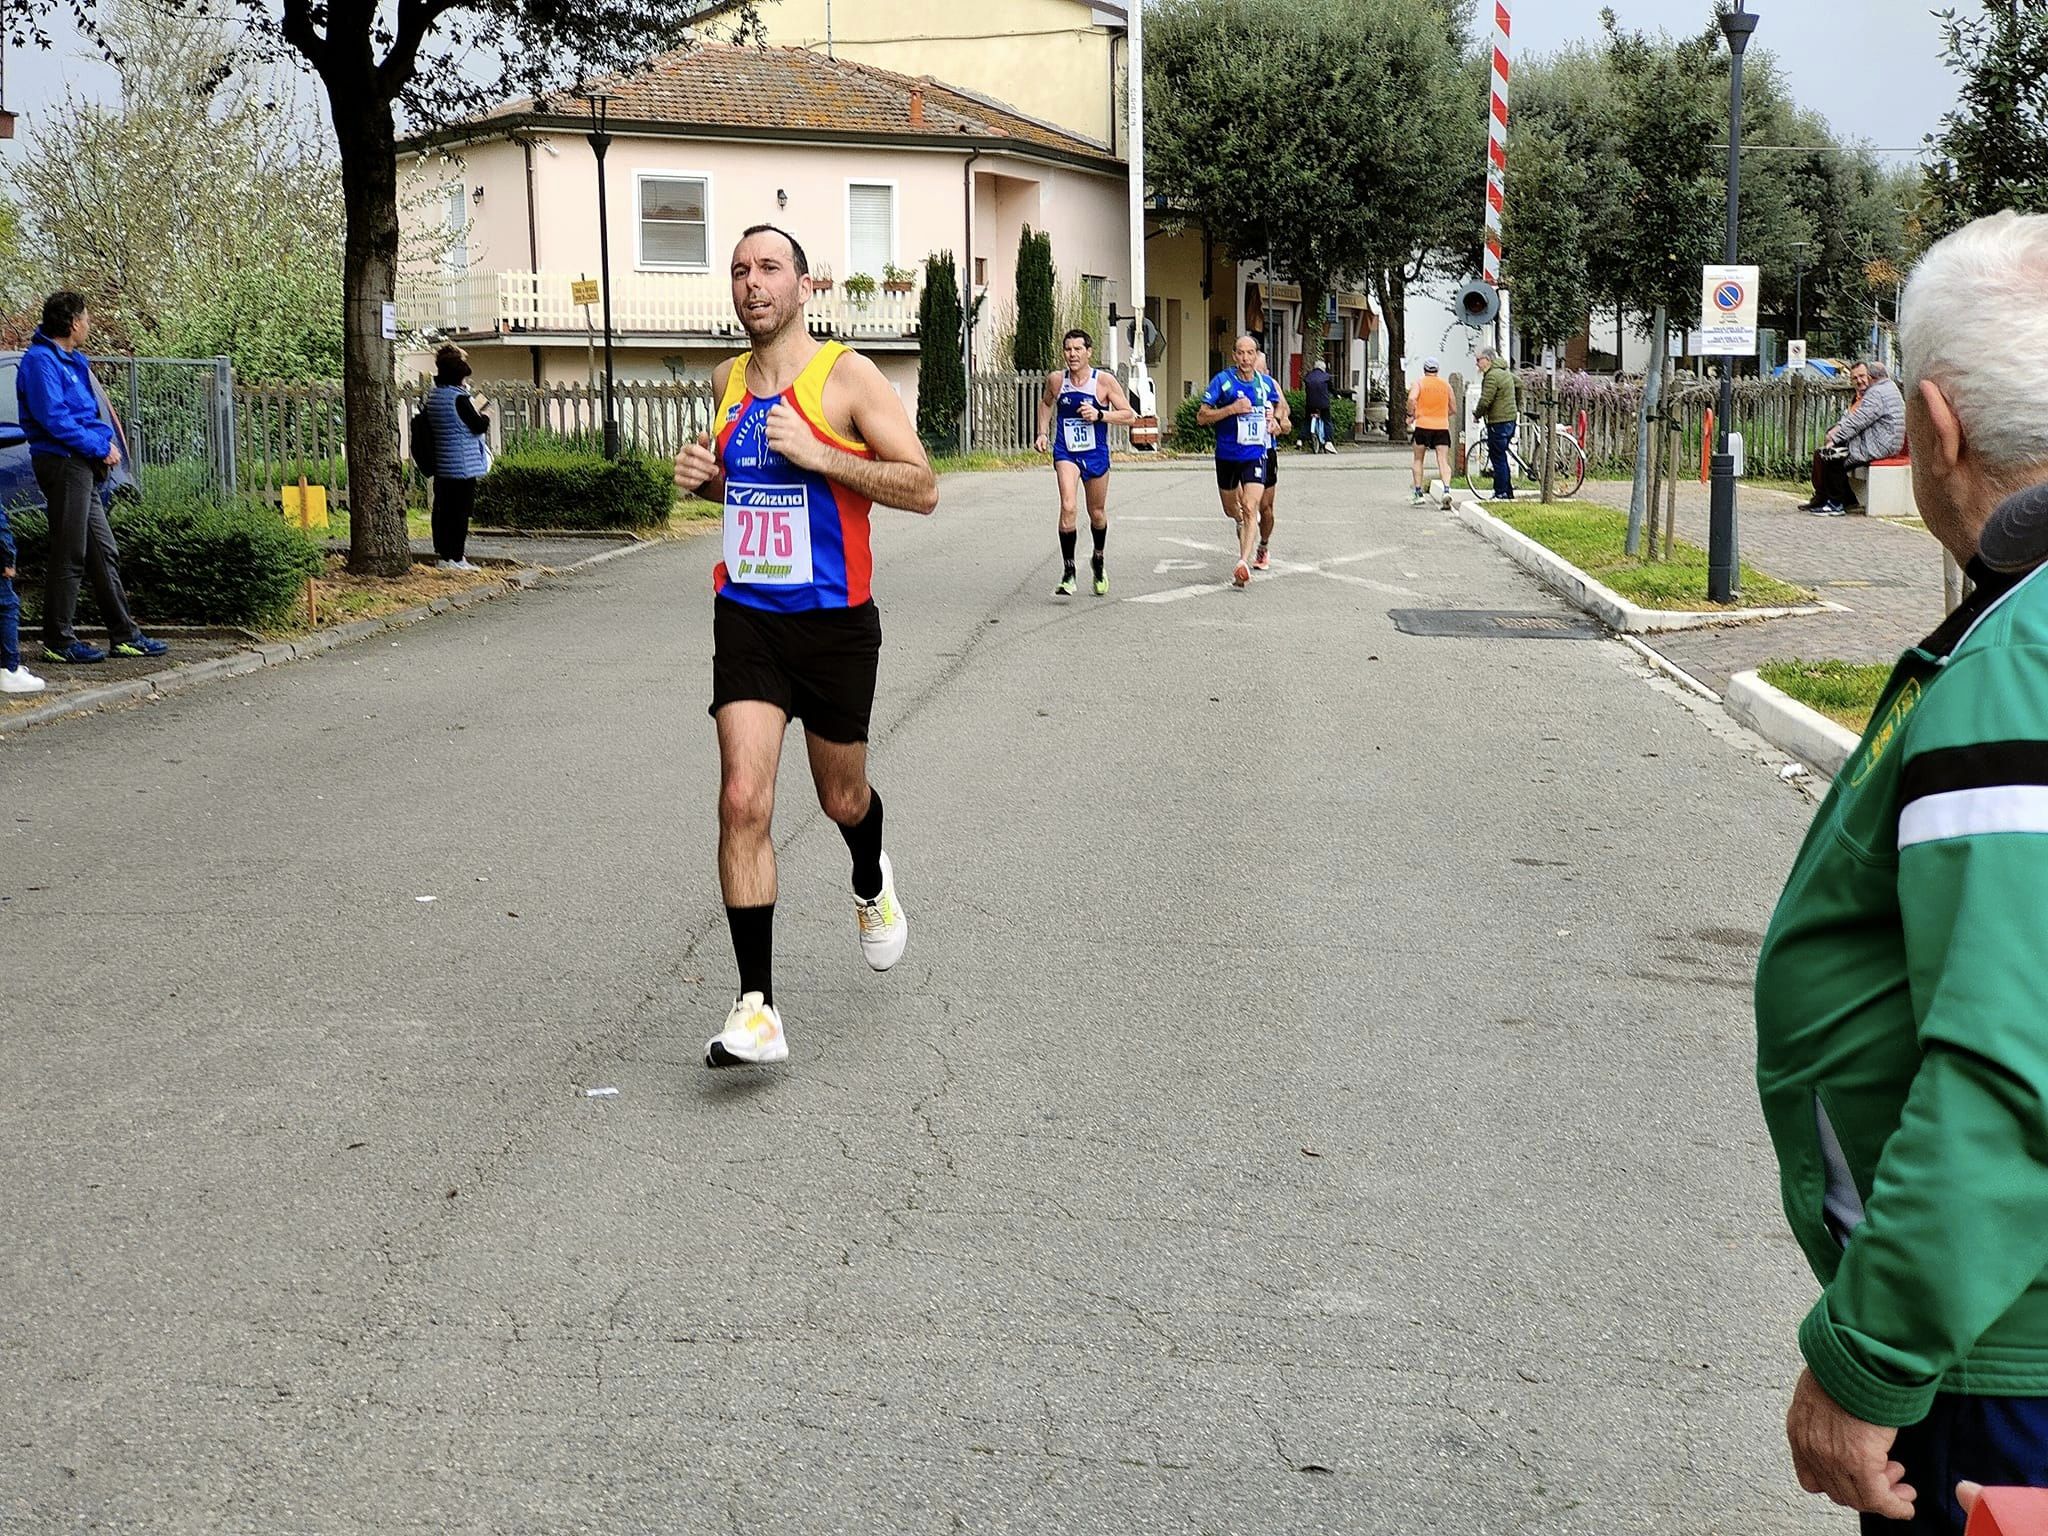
left=1269, top=389, right=1292, bottom=435
left=1097, top=374, right=1138, bottom=426
left=674, top=357, right=735, bottom=500
left=1196, top=393, right=1253, bottom=426
left=1035, top=372, right=1059, bottom=452
left=769, top=352, right=939, bottom=514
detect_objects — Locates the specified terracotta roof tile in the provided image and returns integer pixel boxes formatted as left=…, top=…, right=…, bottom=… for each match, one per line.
left=467, top=44, right=1115, bottom=163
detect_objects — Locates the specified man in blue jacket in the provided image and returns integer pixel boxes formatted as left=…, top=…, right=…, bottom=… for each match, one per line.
left=17, top=290, right=164, bottom=664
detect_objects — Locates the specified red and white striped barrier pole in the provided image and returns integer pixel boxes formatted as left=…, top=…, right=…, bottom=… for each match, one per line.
left=1483, top=1, right=1511, bottom=290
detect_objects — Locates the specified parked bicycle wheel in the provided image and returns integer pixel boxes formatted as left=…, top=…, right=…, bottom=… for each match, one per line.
left=1536, top=429, right=1588, bottom=498
left=1463, top=436, right=1494, bottom=496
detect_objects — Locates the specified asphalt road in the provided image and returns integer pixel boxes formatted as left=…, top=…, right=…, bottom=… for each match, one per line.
left=2, top=453, right=1835, bottom=1534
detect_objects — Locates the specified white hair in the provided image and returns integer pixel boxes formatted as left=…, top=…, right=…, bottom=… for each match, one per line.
left=1900, top=211, right=2048, bottom=472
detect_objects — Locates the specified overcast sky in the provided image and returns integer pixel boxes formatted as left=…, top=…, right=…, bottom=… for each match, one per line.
left=2, top=0, right=1974, bottom=167
left=1506, top=0, right=1969, bottom=156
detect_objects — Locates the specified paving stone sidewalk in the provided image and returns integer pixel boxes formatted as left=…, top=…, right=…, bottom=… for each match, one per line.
left=1574, top=477, right=1949, bottom=693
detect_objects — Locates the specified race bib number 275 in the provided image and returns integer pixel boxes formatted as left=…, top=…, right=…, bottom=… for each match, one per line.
left=724, top=484, right=815, bottom=586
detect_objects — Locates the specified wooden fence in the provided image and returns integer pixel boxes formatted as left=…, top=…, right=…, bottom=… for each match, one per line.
left=1532, top=371, right=1857, bottom=480
left=235, top=379, right=720, bottom=508
left=967, top=370, right=1134, bottom=456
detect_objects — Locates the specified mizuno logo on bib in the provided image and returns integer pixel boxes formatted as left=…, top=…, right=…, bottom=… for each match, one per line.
left=724, top=482, right=815, bottom=586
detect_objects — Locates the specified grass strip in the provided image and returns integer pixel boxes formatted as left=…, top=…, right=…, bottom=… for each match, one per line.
left=1494, top=502, right=1814, bottom=611
left=1757, top=659, right=1891, bottom=732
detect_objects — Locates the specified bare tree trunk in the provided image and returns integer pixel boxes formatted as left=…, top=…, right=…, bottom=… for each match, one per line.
left=332, top=90, right=411, bottom=578
left=1377, top=268, right=1410, bottom=447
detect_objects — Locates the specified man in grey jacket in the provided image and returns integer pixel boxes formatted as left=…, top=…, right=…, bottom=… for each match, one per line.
left=1802, top=359, right=1907, bottom=516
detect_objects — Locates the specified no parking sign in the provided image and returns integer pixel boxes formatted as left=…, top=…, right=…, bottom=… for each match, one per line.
left=1701, top=264, right=1760, bottom=356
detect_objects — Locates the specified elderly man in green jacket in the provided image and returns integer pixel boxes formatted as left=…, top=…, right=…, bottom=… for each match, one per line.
left=1756, top=209, right=2048, bottom=1533
left=1473, top=348, right=1518, bottom=500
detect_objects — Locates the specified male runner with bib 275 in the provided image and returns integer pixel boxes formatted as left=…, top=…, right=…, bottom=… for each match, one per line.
left=673, top=225, right=939, bottom=1069
left=1034, top=327, right=1136, bottom=597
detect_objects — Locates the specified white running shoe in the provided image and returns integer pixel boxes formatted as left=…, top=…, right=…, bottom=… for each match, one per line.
left=855, top=852, right=909, bottom=971
left=1232, top=559, right=1252, bottom=588
left=1, top=666, right=46, bottom=695
left=704, top=991, right=788, bottom=1068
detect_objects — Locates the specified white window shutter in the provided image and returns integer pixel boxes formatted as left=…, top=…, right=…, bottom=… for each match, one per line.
left=849, top=184, right=892, bottom=275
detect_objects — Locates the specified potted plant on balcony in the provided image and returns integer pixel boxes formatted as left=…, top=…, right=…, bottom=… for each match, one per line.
left=881, top=263, right=916, bottom=296
left=843, top=272, right=878, bottom=308
left=810, top=264, right=834, bottom=294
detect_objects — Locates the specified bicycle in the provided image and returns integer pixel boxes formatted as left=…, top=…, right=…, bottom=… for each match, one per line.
left=1463, top=415, right=1588, bottom=499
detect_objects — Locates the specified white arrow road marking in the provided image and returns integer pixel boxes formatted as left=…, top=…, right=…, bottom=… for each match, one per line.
left=1132, top=582, right=1234, bottom=604
left=1133, top=541, right=1419, bottom=602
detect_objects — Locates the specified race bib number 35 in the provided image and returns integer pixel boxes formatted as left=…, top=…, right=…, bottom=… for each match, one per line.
left=1062, top=417, right=1098, bottom=453
left=724, top=484, right=815, bottom=586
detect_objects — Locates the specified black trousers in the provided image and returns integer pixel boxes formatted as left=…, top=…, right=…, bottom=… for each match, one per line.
left=1811, top=449, right=1860, bottom=509
left=432, top=476, right=477, bottom=560
left=36, top=453, right=139, bottom=649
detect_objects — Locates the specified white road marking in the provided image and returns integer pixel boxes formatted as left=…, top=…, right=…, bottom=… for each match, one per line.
left=1153, top=559, right=1207, bottom=574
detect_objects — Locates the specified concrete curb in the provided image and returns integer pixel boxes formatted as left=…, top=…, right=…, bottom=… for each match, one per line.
left=1453, top=498, right=1838, bottom=634
left=0, top=536, right=665, bottom=740
left=1724, top=669, right=1862, bottom=779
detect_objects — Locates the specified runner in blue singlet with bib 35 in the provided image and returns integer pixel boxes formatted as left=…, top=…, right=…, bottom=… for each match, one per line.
left=1034, top=328, right=1136, bottom=598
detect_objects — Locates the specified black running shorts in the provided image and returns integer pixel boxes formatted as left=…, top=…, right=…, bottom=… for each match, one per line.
left=1414, top=428, right=1452, bottom=449
left=1262, top=448, right=1280, bottom=486
left=1214, top=458, right=1267, bottom=491
left=709, top=597, right=882, bottom=744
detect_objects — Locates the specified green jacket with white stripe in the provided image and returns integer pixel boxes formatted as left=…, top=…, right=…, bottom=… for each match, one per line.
left=1756, top=556, right=2048, bottom=1427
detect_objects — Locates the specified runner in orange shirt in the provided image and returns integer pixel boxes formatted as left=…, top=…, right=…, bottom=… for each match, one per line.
left=1407, top=358, right=1455, bottom=505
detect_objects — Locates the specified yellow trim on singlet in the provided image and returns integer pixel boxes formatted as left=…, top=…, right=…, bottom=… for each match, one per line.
left=716, top=341, right=869, bottom=457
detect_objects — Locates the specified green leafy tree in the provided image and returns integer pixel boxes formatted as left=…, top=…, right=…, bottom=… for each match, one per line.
left=1012, top=227, right=1056, bottom=373
left=1500, top=126, right=1587, bottom=351
left=10, top=0, right=745, bottom=576
left=1147, top=0, right=1470, bottom=438
left=918, top=251, right=966, bottom=453
left=3, top=1, right=344, bottom=379
left=1923, top=0, right=2048, bottom=234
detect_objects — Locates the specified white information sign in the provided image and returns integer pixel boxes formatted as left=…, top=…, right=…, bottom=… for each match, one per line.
left=1700, top=264, right=1760, bottom=357
left=380, top=301, right=398, bottom=341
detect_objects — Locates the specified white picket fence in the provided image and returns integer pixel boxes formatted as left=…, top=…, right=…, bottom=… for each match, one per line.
left=400, top=270, right=921, bottom=343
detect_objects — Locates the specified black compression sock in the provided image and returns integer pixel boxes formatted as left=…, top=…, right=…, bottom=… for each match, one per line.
left=725, top=903, right=774, bottom=1005
left=1059, top=529, right=1078, bottom=565
left=1091, top=524, right=1106, bottom=556
left=840, top=789, right=885, bottom=900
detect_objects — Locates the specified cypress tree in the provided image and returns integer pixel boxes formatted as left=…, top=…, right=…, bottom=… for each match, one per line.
left=918, top=250, right=967, bottom=452
left=1012, top=227, right=1056, bottom=373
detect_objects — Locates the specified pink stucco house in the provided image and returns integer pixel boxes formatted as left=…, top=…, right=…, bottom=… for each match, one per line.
left=396, top=43, right=1133, bottom=418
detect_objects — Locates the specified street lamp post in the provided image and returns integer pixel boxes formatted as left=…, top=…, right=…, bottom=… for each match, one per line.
left=583, top=91, right=621, bottom=460
left=1791, top=239, right=1808, bottom=342
left=1708, top=1, right=1757, bottom=605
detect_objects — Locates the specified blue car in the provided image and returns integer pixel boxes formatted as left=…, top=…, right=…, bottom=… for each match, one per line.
left=0, top=349, right=139, bottom=514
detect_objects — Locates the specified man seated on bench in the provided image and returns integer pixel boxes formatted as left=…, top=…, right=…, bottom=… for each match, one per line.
left=1802, top=359, right=1906, bottom=516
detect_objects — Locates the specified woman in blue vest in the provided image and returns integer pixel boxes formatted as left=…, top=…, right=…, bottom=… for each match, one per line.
left=425, top=344, right=491, bottom=570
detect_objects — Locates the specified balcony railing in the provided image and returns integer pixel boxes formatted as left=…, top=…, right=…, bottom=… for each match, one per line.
left=399, top=270, right=921, bottom=342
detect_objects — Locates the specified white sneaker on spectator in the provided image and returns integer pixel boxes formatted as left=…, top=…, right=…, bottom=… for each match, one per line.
left=1, top=666, right=46, bottom=695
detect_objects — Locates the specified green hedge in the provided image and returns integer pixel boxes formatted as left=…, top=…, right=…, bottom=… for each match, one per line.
left=6, top=495, right=325, bottom=628
left=1172, top=394, right=1214, bottom=453
left=1285, top=389, right=1356, bottom=446
left=1171, top=390, right=1355, bottom=452
left=473, top=441, right=674, bottom=530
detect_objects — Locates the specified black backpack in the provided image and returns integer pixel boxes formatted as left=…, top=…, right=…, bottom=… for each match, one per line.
left=408, top=401, right=435, bottom=475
